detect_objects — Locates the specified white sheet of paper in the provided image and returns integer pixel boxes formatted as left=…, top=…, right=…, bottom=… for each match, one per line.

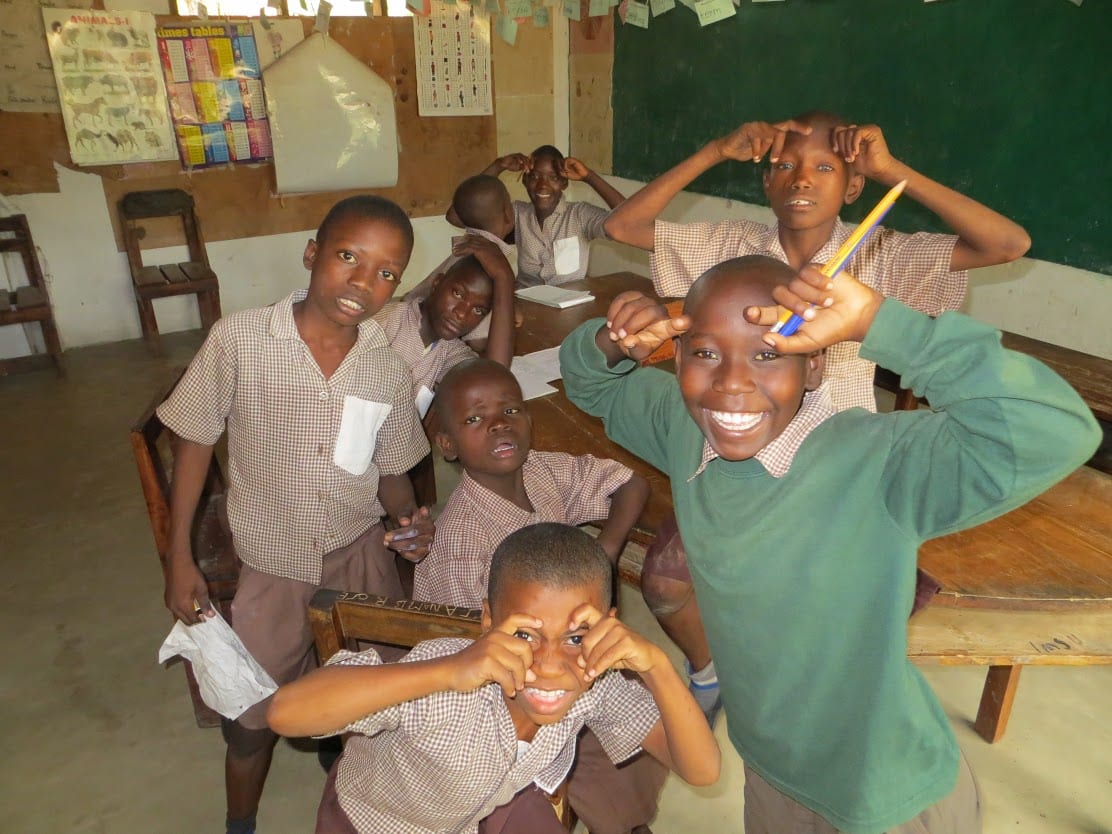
left=333, top=396, right=392, bottom=475
left=510, top=364, right=558, bottom=400
left=157, top=610, right=277, bottom=720
left=511, top=346, right=563, bottom=383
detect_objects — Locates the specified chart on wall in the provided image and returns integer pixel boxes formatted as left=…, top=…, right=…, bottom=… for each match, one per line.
left=155, top=20, right=273, bottom=168
left=42, top=8, right=177, bottom=165
left=413, top=0, right=492, bottom=117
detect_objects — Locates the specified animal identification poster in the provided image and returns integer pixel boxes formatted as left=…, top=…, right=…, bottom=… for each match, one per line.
left=413, top=0, right=492, bottom=117
left=156, top=20, right=273, bottom=168
left=42, top=8, right=176, bottom=165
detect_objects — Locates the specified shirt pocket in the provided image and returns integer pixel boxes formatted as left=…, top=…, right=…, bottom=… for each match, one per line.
left=553, top=236, right=580, bottom=276
left=333, top=396, right=393, bottom=476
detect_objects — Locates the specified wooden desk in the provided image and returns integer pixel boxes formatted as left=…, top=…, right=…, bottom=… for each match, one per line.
left=516, top=273, right=673, bottom=552
left=518, top=273, right=1112, bottom=742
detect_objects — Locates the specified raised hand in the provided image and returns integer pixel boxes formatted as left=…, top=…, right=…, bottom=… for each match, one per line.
left=744, top=264, right=884, bottom=353
left=714, top=119, right=812, bottom=164
left=830, top=123, right=898, bottom=181
left=561, top=157, right=591, bottom=181
left=604, top=290, right=689, bottom=361
left=571, top=604, right=662, bottom=680
left=449, top=613, right=540, bottom=695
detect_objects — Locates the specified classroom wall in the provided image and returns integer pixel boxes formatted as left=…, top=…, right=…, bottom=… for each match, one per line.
left=0, top=15, right=565, bottom=362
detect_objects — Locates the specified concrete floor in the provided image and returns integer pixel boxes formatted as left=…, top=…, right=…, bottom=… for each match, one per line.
left=1, top=331, right=1110, bottom=834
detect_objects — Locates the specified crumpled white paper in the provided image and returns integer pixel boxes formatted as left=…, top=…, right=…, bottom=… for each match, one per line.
left=157, top=610, right=278, bottom=720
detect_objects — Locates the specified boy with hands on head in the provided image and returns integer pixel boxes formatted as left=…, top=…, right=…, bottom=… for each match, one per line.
left=268, top=523, right=720, bottom=834
left=562, top=258, right=1099, bottom=833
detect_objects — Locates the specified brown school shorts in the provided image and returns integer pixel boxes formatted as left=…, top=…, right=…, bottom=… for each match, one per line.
left=231, top=521, right=402, bottom=730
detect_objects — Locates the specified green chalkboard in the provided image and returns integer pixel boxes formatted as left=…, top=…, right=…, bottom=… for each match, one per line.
left=613, top=1, right=1112, bottom=275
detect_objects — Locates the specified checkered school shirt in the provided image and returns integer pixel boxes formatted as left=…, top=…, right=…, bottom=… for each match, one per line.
left=373, top=298, right=477, bottom=397
left=327, top=638, right=660, bottom=834
left=414, top=451, right=634, bottom=607
left=157, top=290, right=428, bottom=584
left=689, top=382, right=835, bottom=482
left=404, top=228, right=516, bottom=343
left=652, top=217, right=966, bottom=412
left=515, top=197, right=609, bottom=287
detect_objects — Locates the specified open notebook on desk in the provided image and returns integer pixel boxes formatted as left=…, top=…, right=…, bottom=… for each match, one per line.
left=515, top=285, right=594, bottom=309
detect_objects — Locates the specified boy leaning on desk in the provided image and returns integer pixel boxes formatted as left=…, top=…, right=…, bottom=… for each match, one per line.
left=559, top=253, right=1099, bottom=834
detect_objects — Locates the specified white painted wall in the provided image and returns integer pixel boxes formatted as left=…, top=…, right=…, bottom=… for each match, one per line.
left=3, top=168, right=1109, bottom=361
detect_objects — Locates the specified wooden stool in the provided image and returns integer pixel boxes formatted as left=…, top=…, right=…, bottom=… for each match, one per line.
left=0, top=214, right=64, bottom=376
left=117, top=189, right=221, bottom=353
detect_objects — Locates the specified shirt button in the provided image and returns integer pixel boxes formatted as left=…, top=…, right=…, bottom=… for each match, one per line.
left=318, top=390, right=328, bottom=401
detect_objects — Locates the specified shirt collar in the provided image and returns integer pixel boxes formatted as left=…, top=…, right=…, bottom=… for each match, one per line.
left=269, top=288, right=389, bottom=352
left=762, top=218, right=851, bottom=265
left=688, top=382, right=835, bottom=481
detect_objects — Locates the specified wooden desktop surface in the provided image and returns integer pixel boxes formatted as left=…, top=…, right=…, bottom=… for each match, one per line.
left=518, top=273, right=1112, bottom=611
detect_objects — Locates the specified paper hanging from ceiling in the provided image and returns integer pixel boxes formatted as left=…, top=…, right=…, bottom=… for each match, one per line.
left=264, top=32, right=399, bottom=194
left=413, top=0, right=492, bottom=117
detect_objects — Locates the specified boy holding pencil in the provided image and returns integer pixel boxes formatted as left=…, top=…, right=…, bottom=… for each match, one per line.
left=603, top=113, right=1031, bottom=719
left=560, top=255, right=1100, bottom=833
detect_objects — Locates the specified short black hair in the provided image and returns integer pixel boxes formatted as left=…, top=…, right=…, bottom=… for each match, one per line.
left=435, top=357, right=520, bottom=425
left=487, top=523, right=613, bottom=610
left=315, top=195, right=414, bottom=251
left=684, top=254, right=795, bottom=316
left=530, top=144, right=565, bottom=165
left=452, top=175, right=511, bottom=231
left=443, top=254, right=492, bottom=286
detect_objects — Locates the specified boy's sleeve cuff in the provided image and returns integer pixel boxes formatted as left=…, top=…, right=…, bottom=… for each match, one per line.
left=858, top=298, right=934, bottom=372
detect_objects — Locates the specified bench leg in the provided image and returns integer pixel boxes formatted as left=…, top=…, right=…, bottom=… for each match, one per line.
left=974, top=664, right=1022, bottom=743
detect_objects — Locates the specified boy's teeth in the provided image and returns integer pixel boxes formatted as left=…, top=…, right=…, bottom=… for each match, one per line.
left=525, top=688, right=567, bottom=702
left=709, top=410, right=763, bottom=430
left=338, top=298, right=364, bottom=312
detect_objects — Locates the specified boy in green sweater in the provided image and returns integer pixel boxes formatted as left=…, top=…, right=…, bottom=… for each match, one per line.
left=558, top=255, right=1100, bottom=834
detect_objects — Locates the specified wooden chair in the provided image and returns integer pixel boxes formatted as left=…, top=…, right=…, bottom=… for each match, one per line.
left=308, top=589, right=577, bottom=830
left=131, top=367, right=239, bottom=727
left=0, top=214, right=64, bottom=376
left=117, top=189, right=222, bottom=353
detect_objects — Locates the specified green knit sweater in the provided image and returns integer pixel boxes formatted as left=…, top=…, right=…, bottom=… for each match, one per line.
left=560, top=300, right=1100, bottom=833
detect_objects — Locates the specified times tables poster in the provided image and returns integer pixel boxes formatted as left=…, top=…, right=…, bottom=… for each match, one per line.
left=155, top=20, right=273, bottom=168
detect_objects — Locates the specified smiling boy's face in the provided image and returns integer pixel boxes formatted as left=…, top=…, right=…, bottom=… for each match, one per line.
left=483, top=578, right=607, bottom=729
left=676, top=262, right=824, bottom=461
left=523, top=153, right=568, bottom=218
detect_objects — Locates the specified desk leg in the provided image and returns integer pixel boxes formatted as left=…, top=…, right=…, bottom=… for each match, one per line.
left=974, top=664, right=1022, bottom=743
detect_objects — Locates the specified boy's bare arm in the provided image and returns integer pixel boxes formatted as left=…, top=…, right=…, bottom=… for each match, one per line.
left=164, top=438, right=217, bottom=624
left=452, top=234, right=516, bottom=367
left=604, top=120, right=812, bottom=250
left=378, top=473, right=434, bottom=562
left=563, top=158, right=625, bottom=211
left=832, top=124, right=1030, bottom=271
left=573, top=605, right=720, bottom=786
left=594, top=473, right=649, bottom=564
left=268, top=613, right=541, bottom=737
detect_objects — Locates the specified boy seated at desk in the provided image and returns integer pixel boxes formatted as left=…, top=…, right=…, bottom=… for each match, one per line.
left=476, top=146, right=625, bottom=287
left=268, top=523, right=720, bottom=834
left=413, top=358, right=665, bottom=834
left=559, top=255, right=1100, bottom=834
left=374, top=236, right=515, bottom=421
left=406, top=174, right=519, bottom=347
